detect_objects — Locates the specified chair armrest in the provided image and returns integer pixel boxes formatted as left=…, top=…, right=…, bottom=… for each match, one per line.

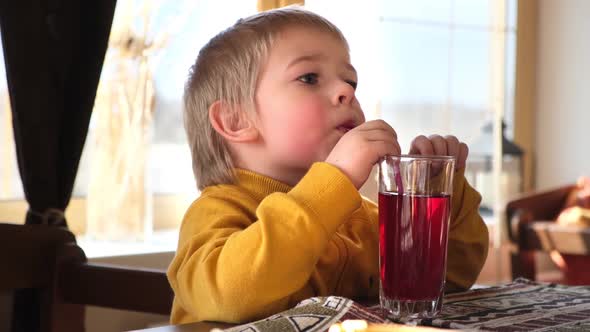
left=519, top=222, right=590, bottom=254
left=56, top=246, right=173, bottom=315
left=505, top=184, right=576, bottom=243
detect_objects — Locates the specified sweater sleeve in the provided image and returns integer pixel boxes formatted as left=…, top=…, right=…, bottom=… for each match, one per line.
left=167, top=163, right=361, bottom=323
left=445, top=169, right=490, bottom=291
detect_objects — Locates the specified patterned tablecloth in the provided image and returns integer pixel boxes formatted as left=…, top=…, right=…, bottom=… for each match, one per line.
left=217, top=278, right=590, bottom=332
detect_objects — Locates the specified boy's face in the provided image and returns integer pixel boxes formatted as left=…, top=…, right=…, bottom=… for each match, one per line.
left=253, top=25, right=364, bottom=183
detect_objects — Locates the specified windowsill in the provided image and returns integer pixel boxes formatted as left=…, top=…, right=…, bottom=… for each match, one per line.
left=76, top=229, right=179, bottom=259
left=76, top=212, right=498, bottom=260
left=2, top=200, right=498, bottom=260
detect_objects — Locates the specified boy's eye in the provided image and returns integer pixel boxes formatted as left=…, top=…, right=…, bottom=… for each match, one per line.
left=346, top=80, right=358, bottom=90
left=297, top=73, right=319, bottom=85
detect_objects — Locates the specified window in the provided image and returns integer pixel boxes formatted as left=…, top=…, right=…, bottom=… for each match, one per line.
left=79, top=0, right=260, bottom=243
left=0, top=0, right=517, bottom=245
left=0, top=1, right=259, bottom=246
left=307, top=0, right=518, bottom=219
left=308, top=0, right=516, bottom=143
left=76, top=0, right=258, bottom=198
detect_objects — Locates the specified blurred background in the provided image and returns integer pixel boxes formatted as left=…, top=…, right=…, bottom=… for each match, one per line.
left=1, top=0, right=589, bottom=330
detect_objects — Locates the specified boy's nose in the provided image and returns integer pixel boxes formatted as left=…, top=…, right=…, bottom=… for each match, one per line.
left=333, top=82, right=355, bottom=105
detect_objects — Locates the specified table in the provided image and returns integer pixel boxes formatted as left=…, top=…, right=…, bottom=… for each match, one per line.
left=131, top=279, right=590, bottom=332
left=129, top=321, right=233, bottom=332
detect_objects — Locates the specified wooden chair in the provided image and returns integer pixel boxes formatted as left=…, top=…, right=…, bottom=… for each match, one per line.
left=0, top=223, right=174, bottom=332
left=0, top=223, right=83, bottom=332
left=505, top=184, right=590, bottom=282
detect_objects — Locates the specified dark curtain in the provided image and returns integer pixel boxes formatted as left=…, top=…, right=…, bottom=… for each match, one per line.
left=0, top=0, right=116, bottom=331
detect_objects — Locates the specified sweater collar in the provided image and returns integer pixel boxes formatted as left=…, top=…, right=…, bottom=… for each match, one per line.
left=233, top=169, right=292, bottom=201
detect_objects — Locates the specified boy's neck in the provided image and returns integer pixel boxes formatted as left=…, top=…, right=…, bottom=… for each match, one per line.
left=236, top=160, right=306, bottom=187
left=230, top=145, right=306, bottom=186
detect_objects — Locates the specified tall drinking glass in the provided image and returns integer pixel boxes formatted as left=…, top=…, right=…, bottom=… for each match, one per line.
left=378, top=155, right=455, bottom=320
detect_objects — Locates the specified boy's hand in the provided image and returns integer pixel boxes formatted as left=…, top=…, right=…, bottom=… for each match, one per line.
left=326, top=120, right=400, bottom=189
left=409, top=135, right=469, bottom=171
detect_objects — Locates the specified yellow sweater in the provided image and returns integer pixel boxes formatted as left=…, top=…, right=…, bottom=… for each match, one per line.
left=167, top=162, right=488, bottom=324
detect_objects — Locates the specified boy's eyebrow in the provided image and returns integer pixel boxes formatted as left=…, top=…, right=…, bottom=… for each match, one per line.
left=287, top=53, right=357, bottom=75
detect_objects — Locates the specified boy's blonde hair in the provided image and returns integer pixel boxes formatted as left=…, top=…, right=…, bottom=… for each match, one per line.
left=183, top=7, right=348, bottom=189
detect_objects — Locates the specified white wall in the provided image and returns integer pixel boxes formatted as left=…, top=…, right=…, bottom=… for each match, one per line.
left=536, top=0, right=590, bottom=189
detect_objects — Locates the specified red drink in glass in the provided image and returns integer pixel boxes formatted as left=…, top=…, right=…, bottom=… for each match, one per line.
left=378, top=192, right=450, bottom=302
left=378, top=155, right=455, bottom=319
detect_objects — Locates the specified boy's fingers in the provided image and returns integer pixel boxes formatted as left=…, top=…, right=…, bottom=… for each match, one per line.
left=373, top=141, right=401, bottom=158
left=408, top=134, right=468, bottom=170
left=363, top=131, right=399, bottom=147
left=409, top=135, right=433, bottom=155
left=428, top=134, right=447, bottom=156
left=359, top=120, right=397, bottom=139
left=355, top=120, right=400, bottom=155
left=394, top=140, right=401, bottom=156
left=358, top=130, right=401, bottom=157
left=456, top=143, right=469, bottom=170
left=444, top=135, right=460, bottom=158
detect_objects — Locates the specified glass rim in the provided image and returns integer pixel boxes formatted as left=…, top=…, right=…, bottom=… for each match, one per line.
left=381, top=154, right=456, bottom=161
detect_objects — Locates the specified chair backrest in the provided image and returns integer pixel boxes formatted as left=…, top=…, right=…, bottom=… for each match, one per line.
left=0, top=223, right=84, bottom=332
left=58, top=247, right=174, bottom=315
left=0, top=223, right=76, bottom=292
left=505, top=184, right=590, bottom=282
left=0, top=223, right=174, bottom=332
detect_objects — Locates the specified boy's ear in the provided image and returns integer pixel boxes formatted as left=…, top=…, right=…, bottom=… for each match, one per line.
left=208, top=101, right=258, bottom=142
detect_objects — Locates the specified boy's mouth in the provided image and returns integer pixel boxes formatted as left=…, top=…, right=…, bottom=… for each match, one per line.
left=337, top=126, right=352, bottom=134
left=337, top=121, right=357, bottom=134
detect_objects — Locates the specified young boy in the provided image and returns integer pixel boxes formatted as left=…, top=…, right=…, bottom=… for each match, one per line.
left=167, top=7, right=489, bottom=325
